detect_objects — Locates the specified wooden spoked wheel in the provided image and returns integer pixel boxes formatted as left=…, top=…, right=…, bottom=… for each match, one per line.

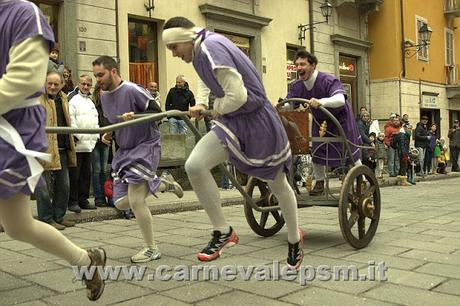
left=338, top=165, right=381, bottom=248
left=244, top=177, right=285, bottom=237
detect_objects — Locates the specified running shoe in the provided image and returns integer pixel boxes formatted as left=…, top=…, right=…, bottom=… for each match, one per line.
left=131, top=246, right=161, bottom=263
left=197, top=227, right=239, bottom=261
left=287, top=229, right=304, bottom=270
left=84, top=248, right=107, bottom=301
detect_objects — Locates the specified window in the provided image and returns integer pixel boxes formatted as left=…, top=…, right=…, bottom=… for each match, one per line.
left=287, top=46, right=298, bottom=85
left=416, top=16, right=429, bottom=61
left=445, top=28, right=456, bottom=84
left=128, top=19, right=158, bottom=87
left=445, top=28, right=454, bottom=66
left=218, top=32, right=251, bottom=57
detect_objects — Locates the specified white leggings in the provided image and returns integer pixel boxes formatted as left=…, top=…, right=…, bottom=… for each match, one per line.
left=0, top=193, right=90, bottom=266
left=185, top=131, right=300, bottom=243
left=115, top=182, right=157, bottom=249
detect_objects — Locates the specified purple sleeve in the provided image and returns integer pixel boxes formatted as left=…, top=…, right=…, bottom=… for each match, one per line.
left=130, top=84, right=153, bottom=112
left=13, top=2, right=55, bottom=51
left=326, top=77, right=345, bottom=97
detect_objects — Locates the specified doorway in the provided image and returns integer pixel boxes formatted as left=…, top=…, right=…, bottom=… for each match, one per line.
left=128, top=18, right=158, bottom=87
left=420, top=109, right=441, bottom=137
left=339, top=55, right=359, bottom=114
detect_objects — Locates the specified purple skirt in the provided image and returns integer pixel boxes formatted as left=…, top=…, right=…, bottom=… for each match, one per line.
left=212, top=103, right=292, bottom=181
left=0, top=106, right=47, bottom=199
left=111, top=138, right=161, bottom=203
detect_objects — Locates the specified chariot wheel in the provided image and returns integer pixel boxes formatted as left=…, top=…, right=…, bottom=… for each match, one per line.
left=244, top=177, right=285, bottom=237
left=338, top=165, right=381, bottom=248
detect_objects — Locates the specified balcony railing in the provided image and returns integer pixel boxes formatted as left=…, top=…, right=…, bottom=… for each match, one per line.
left=445, top=0, right=460, bottom=17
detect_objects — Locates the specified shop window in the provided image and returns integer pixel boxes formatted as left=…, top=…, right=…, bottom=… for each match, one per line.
left=128, top=19, right=158, bottom=87
left=339, top=55, right=358, bottom=113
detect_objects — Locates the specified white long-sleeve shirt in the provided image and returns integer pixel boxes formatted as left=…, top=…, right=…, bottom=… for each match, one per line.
left=0, top=36, right=49, bottom=115
left=195, top=67, right=248, bottom=114
left=304, top=70, right=345, bottom=108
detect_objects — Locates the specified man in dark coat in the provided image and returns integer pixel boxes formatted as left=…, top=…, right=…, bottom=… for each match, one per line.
left=165, top=75, right=195, bottom=134
left=414, top=115, right=431, bottom=175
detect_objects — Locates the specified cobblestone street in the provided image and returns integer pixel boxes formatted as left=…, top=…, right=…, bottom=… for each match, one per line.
left=1, top=177, right=460, bottom=305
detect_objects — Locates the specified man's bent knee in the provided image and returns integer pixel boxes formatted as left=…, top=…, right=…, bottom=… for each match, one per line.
left=185, top=157, right=204, bottom=177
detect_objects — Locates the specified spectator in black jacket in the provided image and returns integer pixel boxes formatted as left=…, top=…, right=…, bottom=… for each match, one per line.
left=165, top=75, right=195, bottom=134
left=414, top=115, right=431, bottom=176
left=448, top=119, right=460, bottom=172
left=393, top=123, right=413, bottom=186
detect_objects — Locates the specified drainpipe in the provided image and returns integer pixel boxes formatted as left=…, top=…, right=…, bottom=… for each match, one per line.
left=399, top=0, right=405, bottom=118
left=309, top=0, right=315, bottom=53
left=399, top=73, right=402, bottom=116
left=368, top=54, right=372, bottom=115
left=115, top=0, right=120, bottom=63
left=400, top=0, right=406, bottom=78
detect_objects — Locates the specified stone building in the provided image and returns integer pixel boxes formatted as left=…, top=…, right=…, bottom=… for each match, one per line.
left=30, top=0, right=381, bottom=114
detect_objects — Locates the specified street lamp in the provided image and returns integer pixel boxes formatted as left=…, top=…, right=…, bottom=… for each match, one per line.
left=403, top=23, right=433, bottom=58
left=144, top=0, right=155, bottom=18
left=298, top=1, right=333, bottom=45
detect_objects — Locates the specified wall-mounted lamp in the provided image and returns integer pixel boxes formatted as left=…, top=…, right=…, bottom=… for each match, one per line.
left=403, top=23, right=432, bottom=58
left=298, top=1, right=333, bottom=45
left=144, top=0, right=155, bottom=18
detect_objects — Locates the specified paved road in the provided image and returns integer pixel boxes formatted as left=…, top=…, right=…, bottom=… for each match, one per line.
left=1, top=177, right=460, bottom=305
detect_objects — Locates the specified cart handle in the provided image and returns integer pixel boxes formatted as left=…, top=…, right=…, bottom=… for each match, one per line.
left=45, top=110, right=215, bottom=135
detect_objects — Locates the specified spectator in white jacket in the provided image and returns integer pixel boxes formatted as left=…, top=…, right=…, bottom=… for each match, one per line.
left=68, top=75, right=99, bottom=212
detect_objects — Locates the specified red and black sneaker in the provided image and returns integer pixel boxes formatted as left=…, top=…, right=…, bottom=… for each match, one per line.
left=197, top=227, right=239, bottom=262
left=287, top=229, right=304, bottom=270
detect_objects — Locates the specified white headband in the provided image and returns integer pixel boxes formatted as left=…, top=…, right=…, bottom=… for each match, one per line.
left=162, top=27, right=201, bottom=45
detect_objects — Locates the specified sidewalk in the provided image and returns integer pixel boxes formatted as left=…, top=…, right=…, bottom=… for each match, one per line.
left=27, top=170, right=460, bottom=224
left=2, top=175, right=460, bottom=305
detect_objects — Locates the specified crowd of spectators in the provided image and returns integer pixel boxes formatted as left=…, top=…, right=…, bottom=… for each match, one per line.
left=356, top=107, right=458, bottom=186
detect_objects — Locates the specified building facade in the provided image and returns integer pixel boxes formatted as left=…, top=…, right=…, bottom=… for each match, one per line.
left=369, top=0, right=460, bottom=139
left=308, top=0, right=383, bottom=114
left=31, top=0, right=384, bottom=114
left=32, top=0, right=308, bottom=105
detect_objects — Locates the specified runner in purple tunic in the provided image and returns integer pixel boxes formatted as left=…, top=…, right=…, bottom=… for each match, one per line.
left=286, top=50, right=362, bottom=196
left=0, top=0, right=105, bottom=300
left=92, top=56, right=184, bottom=263
left=162, top=17, right=303, bottom=269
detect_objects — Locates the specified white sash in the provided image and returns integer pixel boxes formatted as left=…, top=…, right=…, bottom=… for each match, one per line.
left=12, top=97, right=41, bottom=109
left=0, top=100, right=51, bottom=192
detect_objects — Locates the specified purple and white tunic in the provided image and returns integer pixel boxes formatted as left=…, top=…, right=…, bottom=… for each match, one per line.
left=101, top=81, right=161, bottom=203
left=286, top=72, right=362, bottom=167
left=193, top=31, right=291, bottom=180
left=0, top=0, right=55, bottom=199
